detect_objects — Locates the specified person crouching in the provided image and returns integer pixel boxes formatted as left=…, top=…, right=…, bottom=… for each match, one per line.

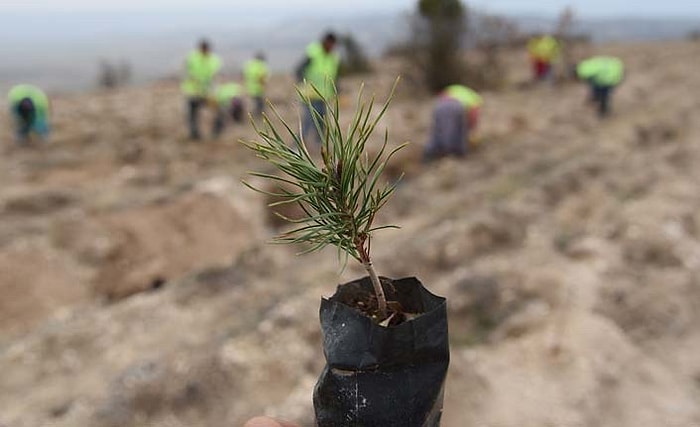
left=213, top=82, right=245, bottom=138
left=424, top=85, right=483, bottom=162
left=8, top=84, right=50, bottom=145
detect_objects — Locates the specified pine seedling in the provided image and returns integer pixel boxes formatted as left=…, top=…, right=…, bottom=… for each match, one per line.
left=241, top=82, right=406, bottom=319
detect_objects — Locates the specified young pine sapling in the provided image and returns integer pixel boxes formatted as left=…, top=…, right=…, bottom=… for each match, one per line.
left=241, top=83, right=405, bottom=320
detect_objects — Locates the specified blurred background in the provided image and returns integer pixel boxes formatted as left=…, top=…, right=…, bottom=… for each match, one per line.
left=1, top=0, right=700, bottom=426
left=1, top=0, right=699, bottom=94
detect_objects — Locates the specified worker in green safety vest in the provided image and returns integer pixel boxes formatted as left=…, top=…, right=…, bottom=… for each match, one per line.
left=528, top=34, right=561, bottom=82
left=295, top=32, right=340, bottom=145
left=424, top=84, right=484, bottom=162
left=576, top=56, right=624, bottom=117
left=7, top=84, right=50, bottom=145
left=244, top=52, right=269, bottom=118
left=181, top=39, right=222, bottom=140
left=213, top=82, right=245, bottom=137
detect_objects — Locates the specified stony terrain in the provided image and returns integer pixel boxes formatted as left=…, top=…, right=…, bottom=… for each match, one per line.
left=1, top=41, right=700, bottom=426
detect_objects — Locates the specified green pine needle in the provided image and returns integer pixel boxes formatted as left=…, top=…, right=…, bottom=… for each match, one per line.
left=241, top=79, right=405, bottom=268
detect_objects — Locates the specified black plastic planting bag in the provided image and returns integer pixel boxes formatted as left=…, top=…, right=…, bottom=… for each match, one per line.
left=314, top=276, right=449, bottom=427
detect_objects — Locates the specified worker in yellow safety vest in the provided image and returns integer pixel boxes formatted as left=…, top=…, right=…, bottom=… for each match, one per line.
left=295, top=32, right=340, bottom=145
left=7, top=84, right=50, bottom=145
left=213, top=82, right=245, bottom=137
left=181, top=39, right=222, bottom=140
left=244, top=52, right=269, bottom=118
left=424, top=85, right=483, bottom=162
left=527, top=35, right=560, bottom=82
left=576, top=56, right=624, bottom=117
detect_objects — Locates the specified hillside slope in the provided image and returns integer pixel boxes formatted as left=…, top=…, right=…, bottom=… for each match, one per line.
left=1, top=41, right=700, bottom=426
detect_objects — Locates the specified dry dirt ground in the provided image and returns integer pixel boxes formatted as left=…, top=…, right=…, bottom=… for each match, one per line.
left=1, top=41, right=700, bottom=426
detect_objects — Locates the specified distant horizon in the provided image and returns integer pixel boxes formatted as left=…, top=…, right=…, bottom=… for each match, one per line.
left=1, top=7, right=699, bottom=34
left=2, top=10, right=700, bottom=21
left=0, top=3, right=698, bottom=96
left=2, top=0, right=700, bottom=20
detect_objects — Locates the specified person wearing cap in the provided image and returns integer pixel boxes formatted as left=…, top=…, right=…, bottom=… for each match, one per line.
left=576, top=56, right=624, bottom=117
left=181, top=39, right=222, bottom=140
left=213, top=82, right=245, bottom=137
left=244, top=52, right=269, bottom=118
left=295, top=31, right=340, bottom=145
left=424, top=84, right=483, bottom=162
left=7, top=84, right=50, bottom=145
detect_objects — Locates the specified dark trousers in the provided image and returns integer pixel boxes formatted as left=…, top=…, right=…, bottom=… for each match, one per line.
left=252, top=96, right=264, bottom=118
left=187, top=97, right=216, bottom=140
left=213, top=108, right=224, bottom=138
left=213, top=98, right=245, bottom=137
left=11, top=103, right=49, bottom=144
left=590, top=84, right=615, bottom=118
left=424, top=98, right=469, bottom=162
left=301, top=99, right=327, bottom=145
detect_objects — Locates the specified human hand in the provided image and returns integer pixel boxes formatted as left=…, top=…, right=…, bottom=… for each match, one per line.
left=244, top=416, right=299, bottom=427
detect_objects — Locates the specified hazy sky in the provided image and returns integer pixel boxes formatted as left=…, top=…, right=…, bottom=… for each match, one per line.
left=2, top=0, right=700, bottom=17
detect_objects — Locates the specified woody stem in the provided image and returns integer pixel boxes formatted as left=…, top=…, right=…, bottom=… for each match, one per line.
left=364, top=261, right=387, bottom=319
left=357, top=242, right=387, bottom=319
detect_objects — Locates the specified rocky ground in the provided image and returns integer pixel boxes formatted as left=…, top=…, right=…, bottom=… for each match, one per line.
left=1, top=40, right=700, bottom=426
